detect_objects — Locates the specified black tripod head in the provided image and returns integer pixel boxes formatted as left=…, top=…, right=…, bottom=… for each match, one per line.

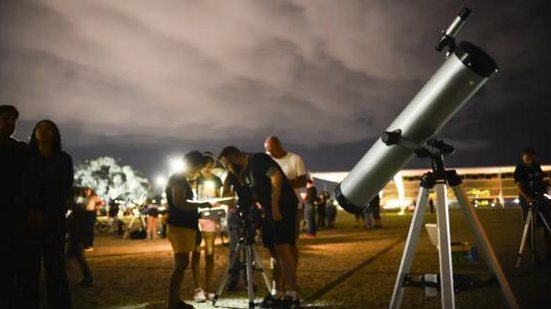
left=382, top=130, right=456, bottom=179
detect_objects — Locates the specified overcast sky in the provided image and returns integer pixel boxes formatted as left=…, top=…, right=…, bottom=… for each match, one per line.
left=2, top=0, right=550, bottom=179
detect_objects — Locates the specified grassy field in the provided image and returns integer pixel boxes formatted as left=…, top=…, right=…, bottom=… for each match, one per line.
left=64, top=208, right=551, bottom=308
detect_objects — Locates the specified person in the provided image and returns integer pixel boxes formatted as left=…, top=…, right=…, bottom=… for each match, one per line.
left=223, top=171, right=245, bottom=291
left=304, top=179, right=317, bottom=238
left=66, top=188, right=93, bottom=286
left=316, top=191, right=328, bottom=229
left=82, top=187, right=104, bottom=250
left=146, top=199, right=160, bottom=240
left=20, top=120, right=74, bottom=309
left=264, top=136, right=306, bottom=293
left=166, top=151, right=212, bottom=309
left=191, top=156, right=223, bottom=302
left=363, top=195, right=382, bottom=230
left=513, top=147, right=551, bottom=260
left=325, top=195, right=338, bottom=229
left=0, top=105, right=27, bottom=308
left=108, top=199, right=123, bottom=236
left=354, top=211, right=364, bottom=227
left=220, top=146, right=300, bottom=308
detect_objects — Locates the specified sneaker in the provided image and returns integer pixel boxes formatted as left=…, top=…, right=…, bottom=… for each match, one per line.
left=84, top=247, right=94, bottom=252
left=260, top=293, right=278, bottom=308
left=176, top=300, right=195, bottom=309
left=193, top=288, right=206, bottom=302
left=276, top=296, right=300, bottom=309
left=206, top=292, right=216, bottom=301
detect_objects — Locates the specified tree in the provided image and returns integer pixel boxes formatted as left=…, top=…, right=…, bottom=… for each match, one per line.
left=74, top=156, right=150, bottom=204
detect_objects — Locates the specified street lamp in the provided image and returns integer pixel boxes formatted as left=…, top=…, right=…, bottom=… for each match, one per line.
left=168, top=156, right=187, bottom=176
left=155, top=175, right=167, bottom=189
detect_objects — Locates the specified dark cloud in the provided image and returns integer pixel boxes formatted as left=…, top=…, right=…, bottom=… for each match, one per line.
left=2, top=0, right=550, bottom=178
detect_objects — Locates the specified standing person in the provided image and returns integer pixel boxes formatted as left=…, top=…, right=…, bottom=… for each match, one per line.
left=20, top=120, right=73, bottom=309
left=513, top=147, right=551, bottom=260
left=220, top=146, right=300, bottom=308
left=304, top=179, right=317, bottom=238
left=66, top=189, right=93, bottom=286
left=146, top=199, right=160, bottom=240
left=82, top=187, right=104, bottom=251
left=264, top=136, right=306, bottom=285
left=325, top=195, right=338, bottom=229
left=363, top=195, right=382, bottom=230
left=166, top=151, right=212, bottom=309
left=107, top=199, right=122, bottom=236
left=191, top=156, right=223, bottom=302
left=223, top=172, right=245, bottom=291
left=0, top=105, right=27, bottom=308
left=317, top=191, right=328, bottom=229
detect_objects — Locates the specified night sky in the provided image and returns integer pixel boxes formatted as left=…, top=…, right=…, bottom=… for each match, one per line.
left=2, top=0, right=550, bottom=180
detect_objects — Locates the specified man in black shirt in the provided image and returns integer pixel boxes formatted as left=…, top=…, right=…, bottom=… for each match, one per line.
left=219, top=146, right=300, bottom=308
left=513, top=147, right=551, bottom=259
left=0, top=105, right=27, bottom=308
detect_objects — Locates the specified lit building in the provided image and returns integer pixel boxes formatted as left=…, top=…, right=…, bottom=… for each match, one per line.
left=312, top=165, right=551, bottom=210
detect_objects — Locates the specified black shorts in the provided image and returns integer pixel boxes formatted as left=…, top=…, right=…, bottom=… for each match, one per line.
left=262, top=214, right=297, bottom=248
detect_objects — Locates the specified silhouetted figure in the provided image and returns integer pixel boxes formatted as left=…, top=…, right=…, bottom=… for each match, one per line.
left=0, top=105, right=27, bottom=308
left=166, top=151, right=211, bottom=309
left=304, top=179, right=318, bottom=237
left=21, top=120, right=74, bottom=309
left=514, top=147, right=551, bottom=260
left=66, top=189, right=93, bottom=286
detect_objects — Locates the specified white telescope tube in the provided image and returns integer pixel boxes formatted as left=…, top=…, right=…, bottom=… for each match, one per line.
left=335, top=41, right=498, bottom=213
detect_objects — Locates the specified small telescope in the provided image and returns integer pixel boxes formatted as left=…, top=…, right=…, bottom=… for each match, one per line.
left=335, top=7, right=497, bottom=213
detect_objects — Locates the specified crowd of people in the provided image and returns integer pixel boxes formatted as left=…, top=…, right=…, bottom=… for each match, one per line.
left=0, top=104, right=336, bottom=309
left=4, top=102, right=547, bottom=309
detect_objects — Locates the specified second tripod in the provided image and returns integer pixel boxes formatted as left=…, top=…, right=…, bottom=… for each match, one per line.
left=213, top=187, right=271, bottom=309
left=515, top=200, right=551, bottom=268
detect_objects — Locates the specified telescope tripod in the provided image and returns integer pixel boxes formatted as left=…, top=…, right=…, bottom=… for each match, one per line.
left=515, top=201, right=551, bottom=268
left=389, top=160, right=518, bottom=308
left=213, top=227, right=271, bottom=308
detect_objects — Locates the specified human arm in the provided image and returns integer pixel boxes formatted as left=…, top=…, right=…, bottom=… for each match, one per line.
left=289, top=174, right=307, bottom=188
left=516, top=183, right=536, bottom=203
left=268, top=167, right=284, bottom=221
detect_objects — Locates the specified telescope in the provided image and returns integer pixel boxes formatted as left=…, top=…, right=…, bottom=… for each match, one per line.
left=335, top=7, right=498, bottom=213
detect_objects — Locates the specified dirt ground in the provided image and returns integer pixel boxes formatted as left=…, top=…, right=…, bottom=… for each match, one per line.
left=59, top=208, right=551, bottom=308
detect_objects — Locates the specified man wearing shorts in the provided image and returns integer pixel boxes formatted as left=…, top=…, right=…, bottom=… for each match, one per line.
left=166, top=151, right=212, bottom=309
left=219, top=146, right=300, bottom=308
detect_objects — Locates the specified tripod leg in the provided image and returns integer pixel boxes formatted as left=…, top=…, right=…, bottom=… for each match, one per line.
left=390, top=187, right=430, bottom=309
left=252, top=244, right=272, bottom=292
left=451, top=184, right=519, bottom=308
left=245, top=245, right=256, bottom=308
left=516, top=210, right=532, bottom=268
left=531, top=208, right=536, bottom=263
left=537, top=210, right=551, bottom=235
left=434, top=182, right=454, bottom=309
left=214, top=242, right=243, bottom=305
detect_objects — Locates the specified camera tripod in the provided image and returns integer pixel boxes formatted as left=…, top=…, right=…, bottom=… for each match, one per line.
left=382, top=132, right=518, bottom=309
left=213, top=211, right=271, bottom=308
left=515, top=199, right=551, bottom=268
